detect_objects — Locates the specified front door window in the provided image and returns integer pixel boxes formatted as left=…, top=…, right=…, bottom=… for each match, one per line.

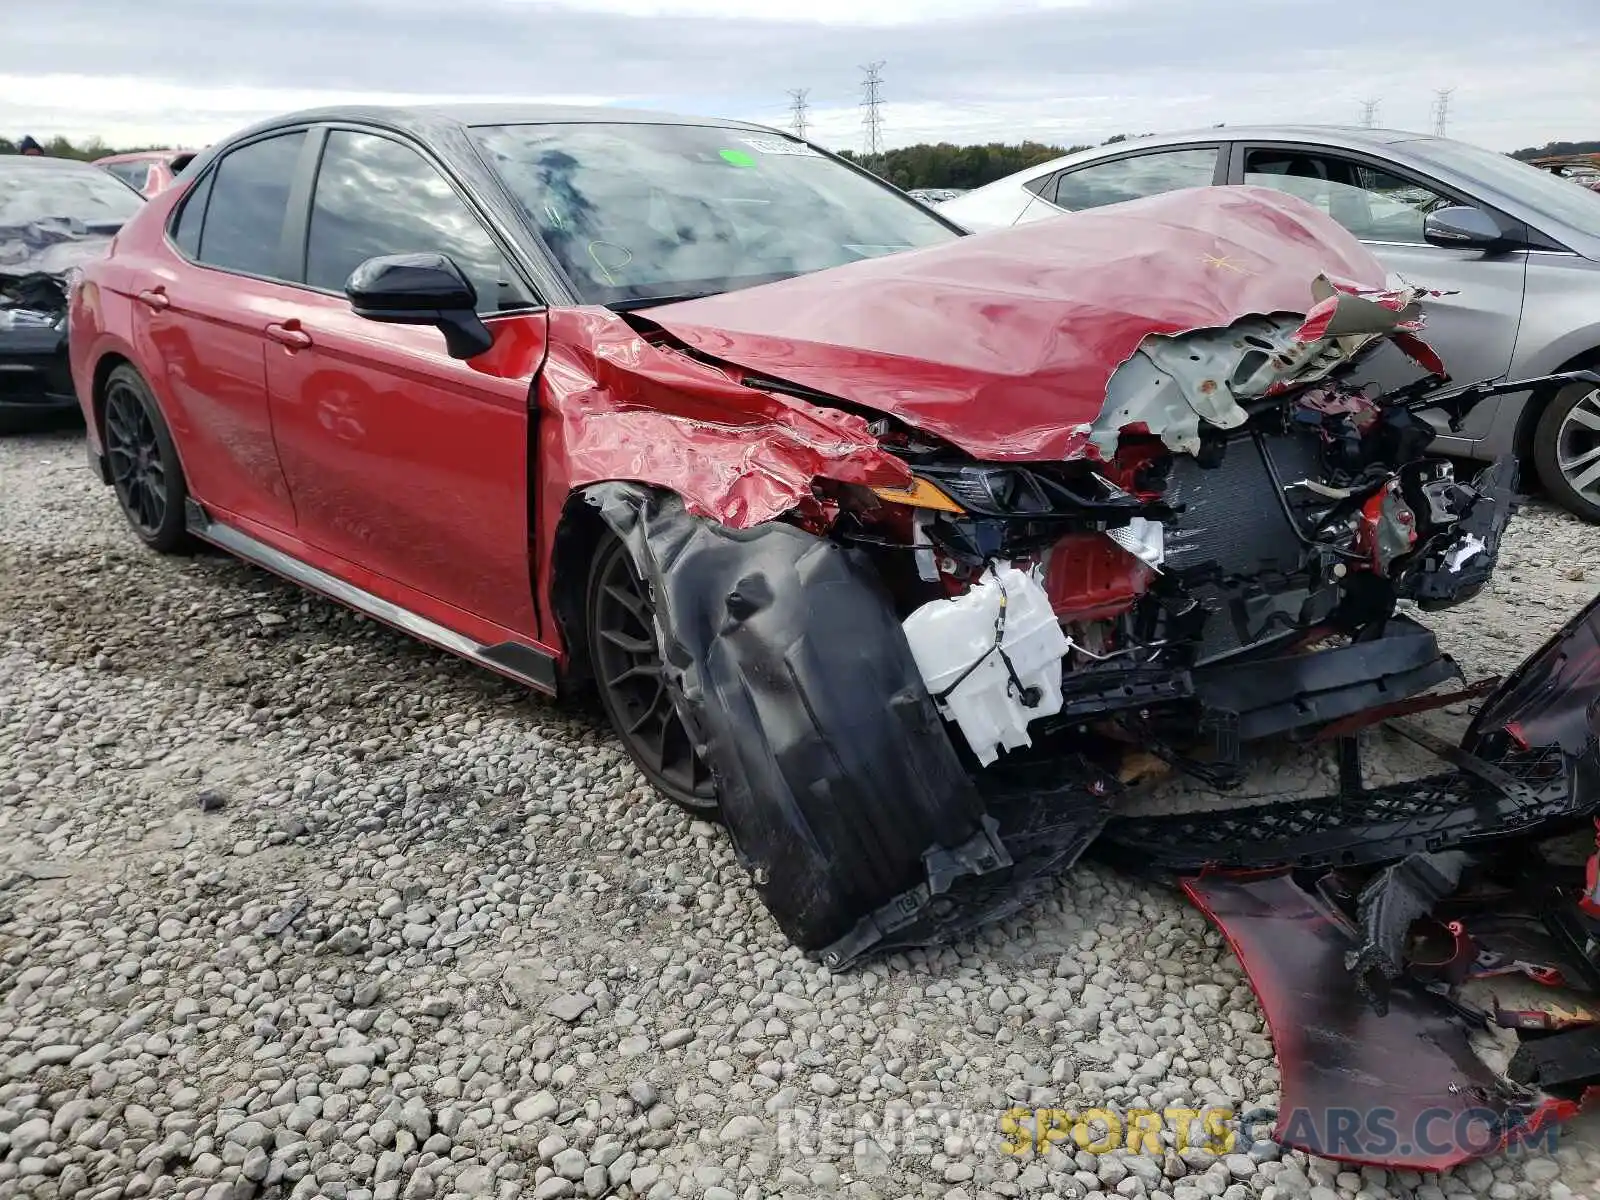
left=1243, top=149, right=1455, bottom=243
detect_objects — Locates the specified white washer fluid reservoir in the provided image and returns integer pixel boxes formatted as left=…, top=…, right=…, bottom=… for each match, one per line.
left=901, top=561, right=1071, bottom=766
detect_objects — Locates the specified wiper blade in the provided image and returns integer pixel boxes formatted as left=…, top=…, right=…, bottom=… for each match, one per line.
left=604, top=292, right=718, bottom=312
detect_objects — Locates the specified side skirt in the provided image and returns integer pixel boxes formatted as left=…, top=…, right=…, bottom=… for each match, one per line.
left=185, top=502, right=558, bottom=695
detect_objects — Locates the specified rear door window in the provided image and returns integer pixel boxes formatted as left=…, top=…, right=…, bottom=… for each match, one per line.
left=170, top=171, right=215, bottom=258
left=1049, top=148, right=1220, bottom=211
left=194, top=131, right=307, bottom=279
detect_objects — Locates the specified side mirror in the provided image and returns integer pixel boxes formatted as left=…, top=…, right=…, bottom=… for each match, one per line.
left=345, top=252, right=494, bottom=359
left=1422, top=205, right=1507, bottom=251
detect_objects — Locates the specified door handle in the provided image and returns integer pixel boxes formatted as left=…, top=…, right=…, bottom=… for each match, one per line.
left=265, top=321, right=313, bottom=350
left=136, top=288, right=169, bottom=311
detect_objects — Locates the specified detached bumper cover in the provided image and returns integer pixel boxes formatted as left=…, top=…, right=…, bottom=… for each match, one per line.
left=1171, top=594, right=1600, bottom=1168
left=1184, top=871, right=1573, bottom=1170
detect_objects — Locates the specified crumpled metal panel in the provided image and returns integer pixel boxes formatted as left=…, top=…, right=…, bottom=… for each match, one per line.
left=644, top=186, right=1417, bottom=461
left=1090, top=279, right=1423, bottom=457
left=538, top=308, right=911, bottom=529
left=3, top=220, right=114, bottom=335
left=1, top=220, right=113, bottom=295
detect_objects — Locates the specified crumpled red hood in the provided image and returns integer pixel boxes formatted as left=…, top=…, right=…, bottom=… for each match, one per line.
left=647, top=185, right=1400, bottom=461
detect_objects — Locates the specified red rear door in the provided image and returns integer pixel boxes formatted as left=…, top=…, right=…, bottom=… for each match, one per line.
left=134, top=131, right=310, bottom=532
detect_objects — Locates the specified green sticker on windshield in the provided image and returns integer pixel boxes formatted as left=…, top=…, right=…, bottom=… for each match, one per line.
left=719, top=148, right=756, bottom=168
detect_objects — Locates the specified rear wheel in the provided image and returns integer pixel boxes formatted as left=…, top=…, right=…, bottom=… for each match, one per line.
left=1533, top=380, right=1600, bottom=523
left=103, top=364, right=191, bottom=553
left=585, top=533, right=719, bottom=816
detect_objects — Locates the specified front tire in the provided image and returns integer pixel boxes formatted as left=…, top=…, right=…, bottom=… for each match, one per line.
left=102, top=364, right=192, bottom=553
left=1532, top=380, right=1600, bottom=523
left=585, top=533, right=719, bottom=816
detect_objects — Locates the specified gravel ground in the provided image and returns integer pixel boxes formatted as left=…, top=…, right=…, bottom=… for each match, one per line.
left=3, top=424, right=1600, bottom=1200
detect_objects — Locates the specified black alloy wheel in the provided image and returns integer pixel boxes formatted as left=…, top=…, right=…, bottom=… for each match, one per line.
left=586, top=534, right=719, bottom=815
left=103, top=365, right=190, bottom=552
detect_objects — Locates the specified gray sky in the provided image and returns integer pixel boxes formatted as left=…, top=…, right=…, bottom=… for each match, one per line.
left=4, top=0, right=1597, bottom=153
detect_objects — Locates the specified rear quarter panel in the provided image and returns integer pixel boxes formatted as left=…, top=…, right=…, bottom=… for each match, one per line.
left=68, top=185, right=188, bottom=459
left=68, top=260, right=136, bottom=460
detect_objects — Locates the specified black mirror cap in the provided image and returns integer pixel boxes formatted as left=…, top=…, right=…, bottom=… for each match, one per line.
left=345, top=251, right=478, bottom=313
left=345, top=252, right=493, bottom=359
left=1423, top=205, right=1507, bottom=251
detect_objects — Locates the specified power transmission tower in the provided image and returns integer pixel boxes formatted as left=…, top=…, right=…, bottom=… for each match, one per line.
left=1360, top=98, right=1380, bottom=128
left=860, top=61, right=886, bottom=159
left=787, top=88, right=810, bottom=140
left=1432, top=87, right=1455, bottom=136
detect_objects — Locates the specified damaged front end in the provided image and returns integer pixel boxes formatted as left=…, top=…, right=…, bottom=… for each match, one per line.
left=825, top=286, right=1530, bottom=794
left=567, top=187, right=1600, bottom=1167
left=1, top=220, right=112, bottom=416
left=588, top=265, right=1550, bottom=962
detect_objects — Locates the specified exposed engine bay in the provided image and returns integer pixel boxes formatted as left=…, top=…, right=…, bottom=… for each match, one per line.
left=824, top=299, right=1535, bottom=786
left=2, top=218, right=116, bottom=414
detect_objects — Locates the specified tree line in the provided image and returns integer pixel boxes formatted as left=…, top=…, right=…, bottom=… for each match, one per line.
left=0, top=135, right=171, bottom=161
left=1510, top=139, right=1600, bottom=161
left=10, top=130, right=1597, bottom=185
left=841, top=135, right=1137, bottom=190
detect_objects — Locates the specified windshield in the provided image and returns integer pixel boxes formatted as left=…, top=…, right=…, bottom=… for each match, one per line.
left=1406, top=138, right=1600, bottom=233
left=471, top=121, right=958, bottom=306
left=0, top=160, right=144, bottom=228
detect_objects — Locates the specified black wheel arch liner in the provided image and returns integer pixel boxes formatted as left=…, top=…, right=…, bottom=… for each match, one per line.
left=548, top=488, right=612, bottom=693
left=585, top=481, right=1029, bottom=962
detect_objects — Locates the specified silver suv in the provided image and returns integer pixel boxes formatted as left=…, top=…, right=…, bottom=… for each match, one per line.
left=939, top=126, right=1600, bottom=521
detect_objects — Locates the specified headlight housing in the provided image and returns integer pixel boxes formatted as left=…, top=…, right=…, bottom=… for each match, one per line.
left=869, top=477, right=965, bottom=514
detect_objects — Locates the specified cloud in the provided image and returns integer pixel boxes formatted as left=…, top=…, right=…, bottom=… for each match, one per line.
left=3, top=0, right=1595, bottom=151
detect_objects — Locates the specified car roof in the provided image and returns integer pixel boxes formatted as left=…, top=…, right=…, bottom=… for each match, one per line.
left=1030, top=125, right=1434, bottom=165
left=94, top=150, right=185, bottom=164
left=225, top=102, right=781, bottom=143
left=1147, top=124, right=1429, bottom=146
left=954, top=124, right=1446, bottom=196
left=180, top=102, right=793, bottom=187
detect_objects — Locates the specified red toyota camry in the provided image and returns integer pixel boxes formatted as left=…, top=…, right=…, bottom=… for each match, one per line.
left=72, top=101, right=1534, bottom=963
left=71, top=107, right=1600, bottom=1161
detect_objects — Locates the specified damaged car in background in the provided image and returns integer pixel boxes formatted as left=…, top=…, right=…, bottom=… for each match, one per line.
left=68, top=105, right=1600, bottom=1169
left=1, top=153, right=143, bottom=432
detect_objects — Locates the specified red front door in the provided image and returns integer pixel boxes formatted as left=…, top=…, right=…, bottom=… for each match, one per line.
left=257, top=126, right=552, bottom=640
left=263, top=301, right=548, bottom=639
